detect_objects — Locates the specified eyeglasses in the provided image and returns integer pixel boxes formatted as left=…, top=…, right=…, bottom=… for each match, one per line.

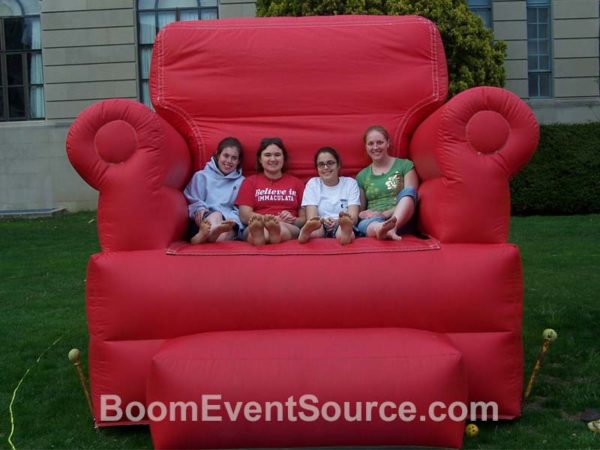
left=317, top=161, right=337, bottom=169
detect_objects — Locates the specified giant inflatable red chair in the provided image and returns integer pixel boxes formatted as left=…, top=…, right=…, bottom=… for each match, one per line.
left=66, top=15, right=539, bottom=448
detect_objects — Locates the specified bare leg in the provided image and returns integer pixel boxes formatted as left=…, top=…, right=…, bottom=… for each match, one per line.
left=336, top=212, right=354, bottom=245
left=264, top=215, right=281, bottom=244
left=191, top=220, right=211, bottom=244
left=391, top=197, right=416, bottom=232
left=298, top=216, right=323, bottom=243
left=247, top=215, right=266, bottom=246
left=279, top=222, right=300, bottom=242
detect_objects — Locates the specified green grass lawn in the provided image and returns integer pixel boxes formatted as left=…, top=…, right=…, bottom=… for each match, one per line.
left=0, top=212, right=598, bottom=449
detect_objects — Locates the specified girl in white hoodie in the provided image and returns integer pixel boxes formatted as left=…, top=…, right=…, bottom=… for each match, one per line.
left=184, top=137, right=245, bottom=244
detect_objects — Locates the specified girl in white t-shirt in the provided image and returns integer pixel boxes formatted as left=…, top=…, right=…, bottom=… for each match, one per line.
left=299, top=147, right=361, bottom=245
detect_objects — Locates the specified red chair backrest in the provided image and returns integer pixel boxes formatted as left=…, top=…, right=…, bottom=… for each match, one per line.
left=151, top=15, right=448, bottom=178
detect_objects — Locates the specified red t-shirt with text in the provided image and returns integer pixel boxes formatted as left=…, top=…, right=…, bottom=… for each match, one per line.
left=236, top=173, right=304, bottom=216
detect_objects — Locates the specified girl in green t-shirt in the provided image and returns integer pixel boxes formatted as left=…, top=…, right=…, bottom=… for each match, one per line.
left=356, top=125, right=419, bottom=240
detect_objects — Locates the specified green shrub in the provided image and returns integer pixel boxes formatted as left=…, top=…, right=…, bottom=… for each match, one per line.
left=256, top=0, right=506, bottom=97
left=511, top=122, right=600, bottom=215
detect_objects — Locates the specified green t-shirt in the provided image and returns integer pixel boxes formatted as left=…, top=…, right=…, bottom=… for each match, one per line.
left=356, top=158, right=414, bottom=212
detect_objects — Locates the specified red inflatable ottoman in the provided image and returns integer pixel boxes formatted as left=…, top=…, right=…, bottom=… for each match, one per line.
left=147, top=328, right=468, bottom=449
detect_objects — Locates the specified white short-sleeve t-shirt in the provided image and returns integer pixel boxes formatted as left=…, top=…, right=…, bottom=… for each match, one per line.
left=301, top=176, right=361, bottom=218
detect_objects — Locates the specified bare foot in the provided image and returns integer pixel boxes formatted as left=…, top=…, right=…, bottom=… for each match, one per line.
left=337, top=212, right=354, bottom=245
left=375, top=217, right=398, bottom=240
left=191, top=220, right=211, bottom=244
left=386, top=229, right=402, bottom=241
left=208, top=220, right=235, bottom=242
left=264, top=214, right=281, bottom=244
left=248, top=215, right=266, bottom=246
left=298, top=216, right=322, bottom=243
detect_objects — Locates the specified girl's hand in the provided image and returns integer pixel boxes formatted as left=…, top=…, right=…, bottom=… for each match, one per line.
left=194, top=208, right=208, bottom=225
left=277, top=210, right=296, bottom=223
left=359, top=210, right=383, bottom=219
left=322, top=217, right=337, bottom=229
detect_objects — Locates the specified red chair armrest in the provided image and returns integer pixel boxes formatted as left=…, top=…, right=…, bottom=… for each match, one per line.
left=410, top=87, right=539, bottom=243
left=66, top=99, right=192, bottom=251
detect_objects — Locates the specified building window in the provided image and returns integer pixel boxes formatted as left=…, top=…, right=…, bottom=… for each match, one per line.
left=0, top=0, right=44, bottom=121
left=527, top=0, right=552, bottom=98
left=467, top=0, right=492, bottom=29
left=137, top=0, right=218, bottom=107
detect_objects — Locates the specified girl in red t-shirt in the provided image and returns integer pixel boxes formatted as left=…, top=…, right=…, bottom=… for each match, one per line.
left=236, top=138, right=306, bottom=245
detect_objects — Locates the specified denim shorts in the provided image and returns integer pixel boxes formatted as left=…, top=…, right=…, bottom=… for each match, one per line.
left=356, top=187, right=419, bottom=236
left=356, top=216, right=419, bottom=237
left=396, top=186, right=418, bottom=204
left=355, top=217, right=385, bottom=235
left=323, top=223, right=339, bottom=238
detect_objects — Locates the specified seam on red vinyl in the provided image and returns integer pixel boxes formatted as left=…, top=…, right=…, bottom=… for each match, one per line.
left=154, top=354, right=462, bottom=362
left=393, top=20, right=443, bottom=149
left=96, top=331, right=519, bottom=344
left=166, top=236, right=441, bottom=257
left=168, top=17, right=431, bottom=31
left=155, top=28, right=207, bottom=163
left=430, top=20, right=439, bottom=102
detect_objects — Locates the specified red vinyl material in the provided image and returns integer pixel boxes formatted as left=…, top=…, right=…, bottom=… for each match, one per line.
left=410, top=86, right=539, bottom=243
left=147, top=329, right=468, bottom=449
left=149, top=15, right=448, bottom=174
left=64, top=15, right=539, bottom=438
left=86, top=243, right=523, bottom=422
left=66, top=99, right=192, bottom=251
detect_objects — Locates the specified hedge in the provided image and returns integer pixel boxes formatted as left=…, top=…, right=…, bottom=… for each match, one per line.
left=510, top=122, right=600, bottom=215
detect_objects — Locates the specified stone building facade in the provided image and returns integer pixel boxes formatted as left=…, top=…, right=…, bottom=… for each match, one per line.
left=0, top=0, right=598, bottom=211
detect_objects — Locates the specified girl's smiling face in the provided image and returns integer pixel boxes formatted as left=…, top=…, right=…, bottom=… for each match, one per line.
left=216, top=146, right=240, bottom=175
left=316, top=151, right=339, bottom=186
left=365, top=130, right=390, bottom=162
left=259, top=144, right=285, bottom=177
